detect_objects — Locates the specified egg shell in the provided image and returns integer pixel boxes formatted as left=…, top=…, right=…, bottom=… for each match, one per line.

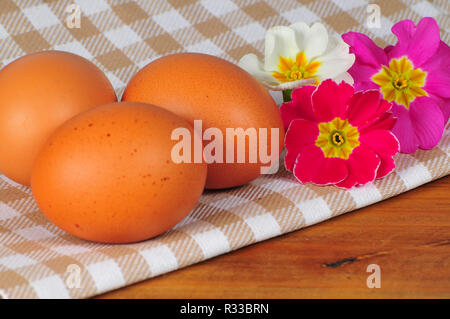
left=0, top=51, right=117, bottom=186
left=31, top=102, right=207, bottom=244
left=122, top=53, right=284, bottom=189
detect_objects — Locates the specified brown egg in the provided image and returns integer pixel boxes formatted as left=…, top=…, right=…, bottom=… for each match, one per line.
left=122, top=53, right=284, bottom=189
left=31, top=102, right=207, bottom=243
left=0, top=51, right=117, bottom=185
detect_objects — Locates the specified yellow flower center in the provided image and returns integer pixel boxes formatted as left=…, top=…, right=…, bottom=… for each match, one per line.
left=371, top=56, right=428, bottom=109
left=272, top=52, right=321, bottom=84
left=315, top=117, right=360, bottom=160
left=332, top=132, right=345, bottom=146
left=393, top=76, right=408, bottom=89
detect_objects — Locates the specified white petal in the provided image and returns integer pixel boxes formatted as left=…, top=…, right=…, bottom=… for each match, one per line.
left=264, top=26, right=299, bottom=71
left=333, top=72, right=354, bottom=84
left=238, top=53, right=279, bottom=86
left=314, top=37, right=355, bottom=79
left=291, top=22, right=328, bottom=60
left=289, top=22, right=309, bottom=51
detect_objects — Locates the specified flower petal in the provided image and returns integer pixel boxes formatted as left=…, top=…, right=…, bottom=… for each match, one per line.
left=290, top=22, right=329, bottom=60
left=284, top=119, right=319, bottom=171
left=409, top=97, right=445, bottom=150
left=333, top=72, right=354, bottom=85
left=315, top=38, right=355, bottom=80
left=341, top=32, right=387, bottom=67
left=359, top=112, right=397, bottom=132
left=312, top=79, right=354, bottom=122
left=424, top=76, right=450, bottom=100
left=336, top=146, right=381, bottom=189
left=391, top=19, right=416, bottom=43
left=421, top=41, right=450, bottom=99
left=388, top=18, right=441, bottom=67
left=348, top=63, right=381, bottom=91
left=384, top=45, right=394, bottom=55
left=359, top=130, right=399, bottom=178
left=284, top=151, right=298, bottom=173
left=391, top=103, right=419, bottom=153
left=360, top=130, right=399, bottom=157
left=293, top=145, right=348, bottom=185
left=374, top=154, right=396, bottom=179
left=419, top=41, right=450, bottom=123
left=438, top=98, right=450, bottom=123
left=264, top=26, right=299, bottom=71
left=238, top=53, right=278, bottom=86
left=347, top=90, right=394, bottom=132
left=346, top=90, right=384, bottom=127
left=280, top=85, right=316, bottom=128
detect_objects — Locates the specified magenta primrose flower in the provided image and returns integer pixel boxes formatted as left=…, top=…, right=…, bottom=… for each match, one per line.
left=280, top=80, right=399, bottom=189
left=342, top=17, right=450, bottom=153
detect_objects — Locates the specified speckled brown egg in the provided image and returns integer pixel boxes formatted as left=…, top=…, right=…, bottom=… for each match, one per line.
left=0, top=51, right=117, bottom=186
left=122, top=53, right=284, bottom=189
left=31, top=102, right=207, bottom=243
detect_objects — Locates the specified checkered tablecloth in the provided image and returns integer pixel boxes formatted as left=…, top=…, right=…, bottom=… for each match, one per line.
left=0, top=0, right=448, bottom=299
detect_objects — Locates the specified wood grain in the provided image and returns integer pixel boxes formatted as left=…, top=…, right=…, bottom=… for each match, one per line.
left=97, top=176, right=450, bottom=299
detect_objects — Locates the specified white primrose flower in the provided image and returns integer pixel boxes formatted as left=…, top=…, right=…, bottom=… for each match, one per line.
left=238, top=22, right=355, bottom=91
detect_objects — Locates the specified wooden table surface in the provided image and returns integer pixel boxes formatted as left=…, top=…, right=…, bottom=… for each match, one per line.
left=97, top=176, right=450, bottom=299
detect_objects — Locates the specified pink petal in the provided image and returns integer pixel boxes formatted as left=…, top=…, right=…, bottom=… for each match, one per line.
left=360, top=130, right=399, bottom=157
left=374, top=154, right=396, bottom=179
left=346, top=91, right=395, bottom=133
left=409, top=97, right=445, bottom=150
left=391, top=19, right=416, bottom=45
left=311, top=79, right=354, bottom=122
left=405, top=18, right=441, bottom=67
left=336, top=146, right=381, bottom=189
left=388, top=18, right=441, bottom=67
left=284, top=119, right=319, bottom=171
left=373, top=98, right=392, bottom=116
left=342, top=32, right=388, bottom=67
left=284, top=151, right=298, bottom=173
left=438, top=98, right=450, bottom=123
left=384, top=45, right=394, bottom=55
left=293, top=145, right=348, bottom=185
left=347, top=64, right=380, bottom=92
left=359, top=130, right=399, bottom=178
left=422, top=41, right=450, bottom=99
left=391, top=103, right=419, bottom=153
left=280, top=85, right=316, bottom=129
left=346, top=90, right=384, bottom=127
left=360, top=112, right=397, bottom=132
left=425, top=80, right=450, bottom=101
left=418, top=41, right=450, bottom=123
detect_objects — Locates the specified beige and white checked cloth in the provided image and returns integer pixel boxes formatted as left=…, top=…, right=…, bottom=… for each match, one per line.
left=0, top=0, right=449, bottom=299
